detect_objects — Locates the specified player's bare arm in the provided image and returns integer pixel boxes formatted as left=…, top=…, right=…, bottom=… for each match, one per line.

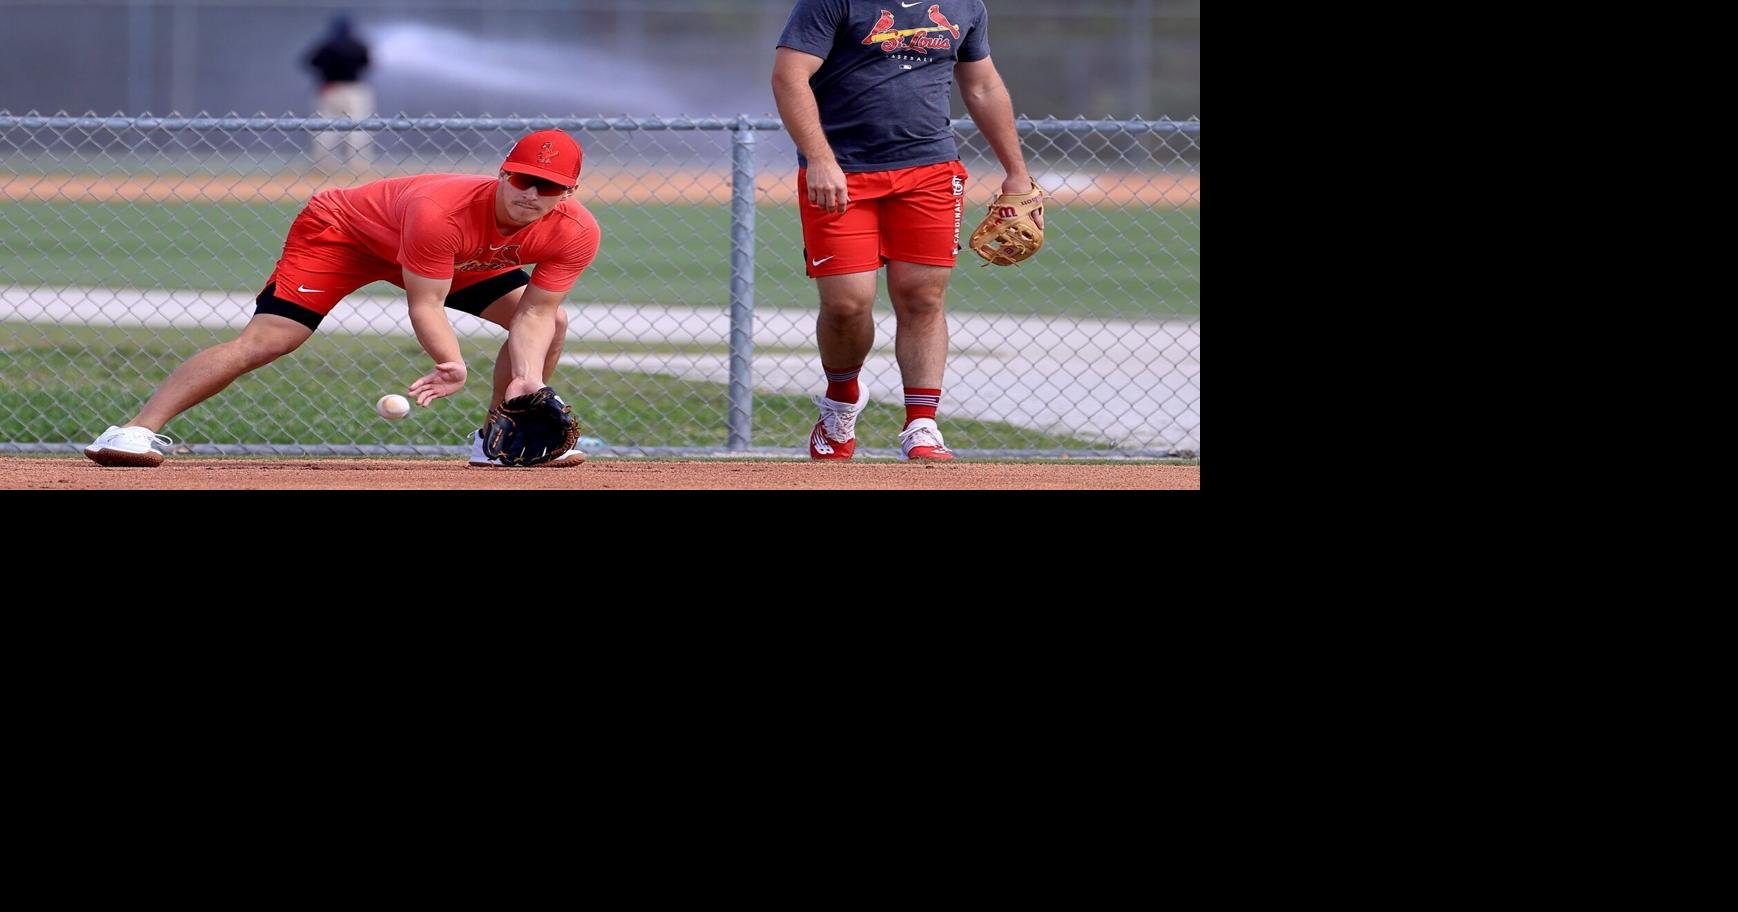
left=955, top=57, right=1041, bottom=229
left=402, top=268, right=467, bottom=406
left=772, top=47, right=849, bottom=214
left=502, top=283, right=567, bottom=400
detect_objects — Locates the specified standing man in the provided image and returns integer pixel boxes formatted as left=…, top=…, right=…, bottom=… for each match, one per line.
left=84, top=129, right=599, bottom=469
left=303, top=14, right=375, bottom=173
left=772, top=1, right=1041, bottom=461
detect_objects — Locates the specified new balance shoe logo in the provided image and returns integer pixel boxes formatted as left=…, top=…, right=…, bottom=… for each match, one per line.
left=810, top=426, right=833, bottom=455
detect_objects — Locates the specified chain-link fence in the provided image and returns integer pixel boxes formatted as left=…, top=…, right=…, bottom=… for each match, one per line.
left=0, top=112, right=1199, bottom=458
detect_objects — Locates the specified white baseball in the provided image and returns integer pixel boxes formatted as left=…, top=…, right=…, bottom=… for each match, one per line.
left=376, top=394, right=411, bottom=420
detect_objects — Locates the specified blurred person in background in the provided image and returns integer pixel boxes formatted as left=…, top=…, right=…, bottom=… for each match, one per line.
left=303, top=13, right=374, bottom=173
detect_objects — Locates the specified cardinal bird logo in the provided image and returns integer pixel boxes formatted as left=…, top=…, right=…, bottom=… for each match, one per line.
left=862, top=5, right=960, bottom=54
left=927, top=5, right=961, bottom=39
left=536, top=142, right=558, bottom=165
left=862, top=9, right=896, bottom=45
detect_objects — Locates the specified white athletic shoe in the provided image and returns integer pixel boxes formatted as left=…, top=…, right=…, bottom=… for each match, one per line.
left=808, top=386, right=870, bottom=460
left=467, top=429, right=586, bottom=468
left=84, top=425, right=174, bottom=468
left=897, top=418, right=955, bottom=462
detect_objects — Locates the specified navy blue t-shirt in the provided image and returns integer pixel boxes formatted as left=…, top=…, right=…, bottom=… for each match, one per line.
left=777, top=0, right=990, bottom=172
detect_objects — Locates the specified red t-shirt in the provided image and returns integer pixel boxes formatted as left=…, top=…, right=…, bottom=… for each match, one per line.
left=307, top=174, right=600, bottom=293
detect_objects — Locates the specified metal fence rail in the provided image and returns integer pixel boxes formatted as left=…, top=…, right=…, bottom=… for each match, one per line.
left=0, top=112, right=1199, bottom=458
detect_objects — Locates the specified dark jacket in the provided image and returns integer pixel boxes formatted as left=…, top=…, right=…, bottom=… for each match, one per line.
left=305, top=22, right=370, bottom=85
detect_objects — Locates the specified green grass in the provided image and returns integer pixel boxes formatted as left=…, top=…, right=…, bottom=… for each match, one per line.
left=0, top=322, right=1102, bottom=451
left=0, top=200, right=1199, bottom=319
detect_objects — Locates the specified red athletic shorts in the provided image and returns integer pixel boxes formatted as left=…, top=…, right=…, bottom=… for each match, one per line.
left=262, top=205, right=519, bottom=316
left=798, top=160, right=968, bottom=278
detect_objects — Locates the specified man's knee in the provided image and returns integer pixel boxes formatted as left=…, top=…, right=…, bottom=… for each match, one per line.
left=888, top=264, right=952, bottom=318
left=229, top=329, right=306, bottom=369
left=233, top=340, right=295, bottom=370
left=819, top=293, right=875, bottom=323
left=891, top=287, right=947, bottom=320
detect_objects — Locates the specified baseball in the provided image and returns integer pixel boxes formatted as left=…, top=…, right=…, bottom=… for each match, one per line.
left=376, top=394, right=411, bottom=420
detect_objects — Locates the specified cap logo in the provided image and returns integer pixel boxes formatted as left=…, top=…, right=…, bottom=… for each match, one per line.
left=536, top=141, right=558, bottom=165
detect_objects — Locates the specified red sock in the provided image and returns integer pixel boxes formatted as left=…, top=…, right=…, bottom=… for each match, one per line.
left=904, top=388, right=941, bottom=427
left=824, top=365, right=861, bottom=404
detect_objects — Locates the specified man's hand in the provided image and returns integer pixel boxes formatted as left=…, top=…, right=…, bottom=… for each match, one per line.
left=999, top=174, right=1044, bottom=230
left=409, top=361, right=467, bottom=406
left=807, top=159, right=850, bottom=214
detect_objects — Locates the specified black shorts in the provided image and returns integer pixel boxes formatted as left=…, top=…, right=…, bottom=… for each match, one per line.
left=254, top=269, right=532, bottom=331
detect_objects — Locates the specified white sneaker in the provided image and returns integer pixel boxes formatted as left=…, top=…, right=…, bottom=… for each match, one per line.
left=84, top=425, right=174, bottom=467
left=467, top=429, right=586, bottom=468
left=898, top=418, right=955, bottom=462
left=809, top=386, right=870, bottom=460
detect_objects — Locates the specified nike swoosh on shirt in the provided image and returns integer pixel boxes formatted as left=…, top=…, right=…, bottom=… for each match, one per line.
left=810, top=256, right=835, bottom=266
left=901, top=1, right=923, bottom=6
left=297, top=285, right=325, bottom=293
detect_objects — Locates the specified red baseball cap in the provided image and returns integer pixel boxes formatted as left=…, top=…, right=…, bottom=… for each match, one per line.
left=501, top=129, right=582, bottom=187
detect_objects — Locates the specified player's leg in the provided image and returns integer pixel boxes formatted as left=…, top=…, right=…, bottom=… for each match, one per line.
left=800, top=168, right=885, bottom=459
left=884, top=261, right=954, bottom=461
left=884, top=260, right=951, bottom=390
left=87, top=207, right=378, bottom=466
left=132, top=313, right=314, bottom=431
left=815, top=271, right=878, bottom=392
left=85, top=302, right=315, bottom=467
left=881, top=161, right=968, bottom=461
left=806, top=269, right=878, bottom=459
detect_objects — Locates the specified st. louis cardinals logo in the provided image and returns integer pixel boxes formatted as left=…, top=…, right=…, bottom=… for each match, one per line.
left=454, top=243, right=522, bottom=272
left=536, top=142, right=558, bottom=165
left=861, top=5, right=960, bottom=54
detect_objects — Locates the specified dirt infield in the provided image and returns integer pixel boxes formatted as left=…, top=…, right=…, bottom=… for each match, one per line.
left=0, top=457, right=1197, bottom=490
left=1, top=169, right=1198, bottom=208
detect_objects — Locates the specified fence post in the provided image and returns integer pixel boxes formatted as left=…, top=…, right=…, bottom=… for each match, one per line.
left=727, top=115, right=757, bottom=450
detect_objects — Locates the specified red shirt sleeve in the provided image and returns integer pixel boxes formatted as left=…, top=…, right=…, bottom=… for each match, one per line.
left=397, top=196, right=464, bottom=279
left=528, top=206, right=602, bottom=294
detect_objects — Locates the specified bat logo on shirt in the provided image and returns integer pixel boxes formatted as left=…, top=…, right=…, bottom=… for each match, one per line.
left=862, top=5, right=959, bottom=53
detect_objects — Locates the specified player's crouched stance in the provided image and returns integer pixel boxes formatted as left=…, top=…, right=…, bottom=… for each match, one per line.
left=83, top=129, right=602, bottom=469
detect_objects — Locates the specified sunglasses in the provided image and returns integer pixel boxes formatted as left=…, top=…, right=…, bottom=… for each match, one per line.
left=504, top=172, right=573, bottom=196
